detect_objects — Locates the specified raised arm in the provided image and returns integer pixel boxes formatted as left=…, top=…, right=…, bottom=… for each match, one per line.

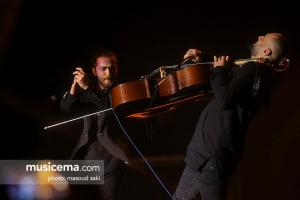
left=211, top=56, right=257, bottom=110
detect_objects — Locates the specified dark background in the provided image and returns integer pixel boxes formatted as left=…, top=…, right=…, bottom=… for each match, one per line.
left=1, top=0, right=300, bottom=199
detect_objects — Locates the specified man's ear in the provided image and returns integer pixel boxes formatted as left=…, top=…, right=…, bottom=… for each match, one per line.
left=92, top=67, right=96, bottom=76
left=263, top=48, right=272, bottom=56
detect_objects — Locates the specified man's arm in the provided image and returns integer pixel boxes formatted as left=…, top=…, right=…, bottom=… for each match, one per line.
left=211, top=61, right=257, bottom=110
left=61, top=85, right=109, bottom=116
left=60, top=85, right=80, bottom=113
left=60, top=67, right=91, bottom=113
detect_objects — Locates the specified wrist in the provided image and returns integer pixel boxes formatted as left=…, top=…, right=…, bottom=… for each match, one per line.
left=82, top=85, right=89, bottom=90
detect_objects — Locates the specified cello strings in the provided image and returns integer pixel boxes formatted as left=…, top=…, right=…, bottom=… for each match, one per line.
left=146, top=62, right=212, bottom=78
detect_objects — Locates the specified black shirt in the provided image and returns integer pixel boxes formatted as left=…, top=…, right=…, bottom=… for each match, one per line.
left=185, top=61, right=274, bottom=172
left=60, top=85, right=130, bottom=172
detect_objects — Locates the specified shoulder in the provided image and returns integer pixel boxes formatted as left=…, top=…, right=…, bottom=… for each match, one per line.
left=238, top=61, right=258, bottom=78
left=240, top=61, right=257, bottom=72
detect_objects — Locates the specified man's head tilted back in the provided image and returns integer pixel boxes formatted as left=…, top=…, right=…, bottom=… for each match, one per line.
left=251, top=33, right=288, bottom=62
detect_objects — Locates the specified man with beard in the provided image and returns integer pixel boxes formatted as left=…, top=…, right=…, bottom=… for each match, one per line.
left=60, top=50, right=132, bottom=200
left=174, top=33, right=289, bottom=200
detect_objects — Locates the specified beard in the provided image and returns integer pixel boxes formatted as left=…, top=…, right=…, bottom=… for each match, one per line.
left=99, top=77, right=114, bottom=89
left=249, top=43, right=259, bottom=57
left=250, top=41, right=266, bottom=58
left=250, top=43, right=261, bottom=57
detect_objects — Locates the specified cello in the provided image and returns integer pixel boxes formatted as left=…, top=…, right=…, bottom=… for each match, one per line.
left=110, top=62, right=211, bottom=118
left=110, top=57, right=290, bottom=118
left=44, top=57, right=290, bottom=128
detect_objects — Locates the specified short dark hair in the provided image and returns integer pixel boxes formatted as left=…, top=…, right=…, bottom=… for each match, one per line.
left=90, top=49, right=118, bottom=67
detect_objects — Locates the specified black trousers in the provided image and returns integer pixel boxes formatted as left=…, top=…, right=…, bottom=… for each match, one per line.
left=71, top=139, right=161, bottom=200
left=68, top=163, right=126, bottom=200
left=174, top=157, right=227, bottom=200
left=71, top=137, right=128, bottom=200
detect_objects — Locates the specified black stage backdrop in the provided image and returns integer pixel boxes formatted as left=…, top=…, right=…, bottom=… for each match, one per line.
left=0, top=1, right=300, bottom=200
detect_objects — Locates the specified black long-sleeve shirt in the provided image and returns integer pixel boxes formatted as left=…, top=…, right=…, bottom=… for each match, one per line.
left=185, top=61, right=274, bottom=172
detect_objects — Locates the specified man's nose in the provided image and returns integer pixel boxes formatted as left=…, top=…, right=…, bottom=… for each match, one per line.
left=105, top=68, right=111, bottom=76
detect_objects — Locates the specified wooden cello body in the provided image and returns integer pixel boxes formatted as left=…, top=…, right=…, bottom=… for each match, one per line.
left=111, top=64, right=211, bottom=118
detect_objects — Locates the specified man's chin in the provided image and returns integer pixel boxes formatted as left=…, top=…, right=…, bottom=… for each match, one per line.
left=100, top=80, right=113, bottom=89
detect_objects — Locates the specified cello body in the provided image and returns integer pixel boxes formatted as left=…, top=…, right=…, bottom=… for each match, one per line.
left=111, top=64, right=211, bottom=117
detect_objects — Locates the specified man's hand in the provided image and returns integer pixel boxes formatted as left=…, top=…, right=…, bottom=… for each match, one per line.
left=70, top=67, right=89, bottom=94
left=213, top=56, right=230, bottom=68
left=183, top=49, right=202, bottom=62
